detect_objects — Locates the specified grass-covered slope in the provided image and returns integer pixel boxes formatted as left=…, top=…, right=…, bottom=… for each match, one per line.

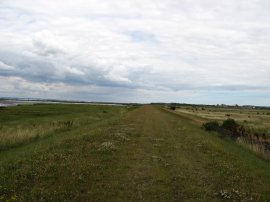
left=0, top=104, right=127, bottom=150
left=0, top=105, right=270, bottom=201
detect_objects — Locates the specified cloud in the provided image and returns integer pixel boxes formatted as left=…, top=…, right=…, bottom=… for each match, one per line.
left=32, top=31, right=66, bottom=56
left=0, top=61, right=15, bottom=71
left=0, top=0, right=270, bottom=105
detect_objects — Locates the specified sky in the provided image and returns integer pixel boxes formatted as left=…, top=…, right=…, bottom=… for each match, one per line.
left=0, top=0, right=270, bottom=105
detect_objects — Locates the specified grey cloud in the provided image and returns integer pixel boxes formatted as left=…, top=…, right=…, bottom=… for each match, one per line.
left=0, top=0, right=270, bottom=105
left=0, top=61, right=15, bottom=70
left=0, top=50, right=147, bottom=89
left=32, top=39, right=65, bottom=56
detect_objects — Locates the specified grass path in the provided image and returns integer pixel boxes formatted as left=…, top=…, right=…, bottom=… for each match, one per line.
left=1, top=105, right=270, bottom=201
left=107, top=105, right=270, bottom=201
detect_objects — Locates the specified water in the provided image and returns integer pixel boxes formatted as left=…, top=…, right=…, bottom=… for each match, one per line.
left=0, top=102, right=18, bottom=107
left=0, top=100, right=124, bottom=107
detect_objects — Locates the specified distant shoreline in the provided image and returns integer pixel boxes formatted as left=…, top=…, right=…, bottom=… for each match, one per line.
left=0, top=98, right=128, bottom=107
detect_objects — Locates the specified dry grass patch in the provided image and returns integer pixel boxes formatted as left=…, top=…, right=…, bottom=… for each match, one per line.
left=98, top=141, right=117, bottom=152
left=0, top=120, right=76, bottom=150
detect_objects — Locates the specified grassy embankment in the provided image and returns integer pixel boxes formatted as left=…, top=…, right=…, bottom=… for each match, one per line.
left=1, top=104, right=270, bottom=201
left=175, top=106, right=270, bottom=137
left=174, top=106, right=270, bottom=162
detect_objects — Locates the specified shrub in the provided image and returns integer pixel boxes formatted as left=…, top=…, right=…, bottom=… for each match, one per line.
left=220, top=118, right=241, bottom=138
left=221, top=119, right=238, bottom=131
left=170, top=106, right=176, bottom=110
left=202, top=121, right=219, bottom=131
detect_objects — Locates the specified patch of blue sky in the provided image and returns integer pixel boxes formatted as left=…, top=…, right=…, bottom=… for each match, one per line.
left=124, top=31, right=158, bottom=44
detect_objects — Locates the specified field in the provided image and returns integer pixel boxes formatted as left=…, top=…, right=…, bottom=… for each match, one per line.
left=174, top=106, right=270, bottom=137
left=1, top=104, right=270, bottom=201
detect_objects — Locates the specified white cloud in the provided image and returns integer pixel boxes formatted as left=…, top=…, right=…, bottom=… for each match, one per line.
left=0, top=61, right=15, bottom=70
left=0, top=0, right=270, bottom=105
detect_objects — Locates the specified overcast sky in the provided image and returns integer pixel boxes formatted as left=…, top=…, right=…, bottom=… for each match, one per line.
left=0, top=0, right=270, bottom=105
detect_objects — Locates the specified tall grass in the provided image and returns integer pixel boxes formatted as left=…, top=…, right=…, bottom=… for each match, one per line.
left=202, top=118, right=270, bottom=163
left=0, top=120, right=76, bottom=150
left=236, top=137, right=270, bottom=163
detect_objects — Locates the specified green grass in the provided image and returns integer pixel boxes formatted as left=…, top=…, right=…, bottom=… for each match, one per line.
left=0, top=104, right=270, bottom=201
left=175, top=106, right=270, bottom=137
left=0, top=104, right=129, bottom=150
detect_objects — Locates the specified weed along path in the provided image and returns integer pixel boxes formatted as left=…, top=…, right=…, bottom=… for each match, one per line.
left=1, top=105, right=270, bottom=201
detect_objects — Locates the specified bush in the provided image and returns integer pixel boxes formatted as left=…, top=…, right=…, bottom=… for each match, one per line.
left=202, top=121, right=219, bottom=131
left=221, top=119, right=238, bottom=131
left=170, top=106, right=176, bottom=110
left=203, top=119, right=241, bottom=138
